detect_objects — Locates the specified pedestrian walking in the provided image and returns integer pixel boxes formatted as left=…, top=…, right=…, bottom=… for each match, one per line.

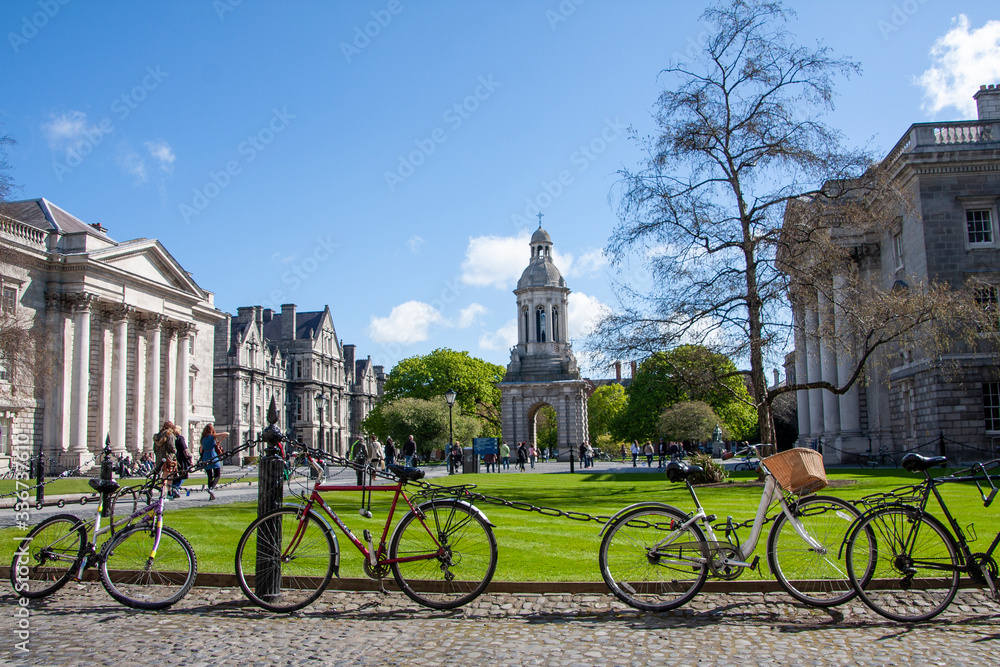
left=584, top=441, right=594, bottom=468
left=154, top=421, right=178, bottom=481
left=579, top=442, right=587, bottom=468
left=528, top=443, right=538, bottom=469
left=500, top=441, right=511, bottom=470
left=384, top=436, right=396, bottom=466
left=516, top=442, right=527, bottom=471
left=199, top=424, right=228, bottom=501
left=620, top=443, right=627, bottom=463
left=170, top=424, right=192, bottom=499
left=403, top=435, right=417, bottom=467
left=657, top=438, right=667, bottom=468
left=644, top=441, right=654, bottom=466
left=631, top=441, right=640, bottom=467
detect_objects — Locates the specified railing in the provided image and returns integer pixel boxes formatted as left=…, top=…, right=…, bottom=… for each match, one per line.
left=0, top=215, right=46, bottom=248
left=930, top=122, right=992, bottom=145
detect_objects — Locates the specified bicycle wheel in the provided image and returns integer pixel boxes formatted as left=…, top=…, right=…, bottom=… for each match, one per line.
left=235, top=507, right=335, bottom=613
left=846, top=506, right=960, bottom=622
left=599, top=504, right=708, bottom=612
left=9, top=514, right=87, bottom=598
left=767, top=496, right=864, bottom=607
left=389, top=500, right=497, bottom=609
left=99, top=524, right=197, bottom=610
left=735, top=463, right=750, bottom=471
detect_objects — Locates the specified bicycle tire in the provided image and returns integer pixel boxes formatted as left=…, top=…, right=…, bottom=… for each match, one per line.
left=766, top=496, right=864, bottom=607
left=735, top=463, right=750, bottom=471
left=846, top=506, right=960, bottom=622
left=389, top=500, right=497, bottom=609
left=599, top=504, right=708, bottom=612
left=235, top=507, right=335, bottom=613
left=99, top=524, right=197, bottom=610
left=9, top=514, right=87, bottom=598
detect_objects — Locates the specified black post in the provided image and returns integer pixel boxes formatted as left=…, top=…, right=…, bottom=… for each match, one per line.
left=256, top=397, right=284, bottom=601
left=569, top=444, right=575, bottom=473
left=100, top=434, right=114, bottom=518
left=35, top=452, right=44, bottom=506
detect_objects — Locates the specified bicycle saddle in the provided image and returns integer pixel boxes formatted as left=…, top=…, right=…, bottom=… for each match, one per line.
left=387, top=464, right=425, bottom=482
left=88, top=478, right=121, bottom=494
left=901, top=453, right=947, bottom=473
left=666, top=461, right=702, bottom=482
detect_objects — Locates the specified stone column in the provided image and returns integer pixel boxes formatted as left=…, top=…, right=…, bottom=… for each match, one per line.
left=68, top=294, right=94, bottom=465
left=176, top=324, right=192, bottom=442
left=96, top=308, right=113, bottom=452
left=164, top=327, right=177, bottom=423
left=833, top=274, right=864, bottom=458
left=109, top=306, right=131, bottom=455
left=804, top=298, right=824, bottom=442
left=792, top=304, right=811, bottom=446
left=134, top=317, right=148, bottom=454
left=817, top=288, right=841, bottom=443
left=145, top=315, right=164, bottom=447
left=42, top=293, right=68, bottom=460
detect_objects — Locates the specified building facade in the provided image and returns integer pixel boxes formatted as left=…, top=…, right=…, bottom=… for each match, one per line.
left=786, top=85, right=1000, bottom=462
left=499, top=224, right=589, bottom=457
left=0, top=199, right=222, bottom=471
left=213, top=304, right=383, bottom=458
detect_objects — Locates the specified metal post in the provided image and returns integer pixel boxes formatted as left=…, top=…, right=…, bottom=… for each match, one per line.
left=256, top=397, right=284, bottom=601
left=100, top=434, right=114, bottom=518
left=445, top=389, right=456, bottom=474
left=35, top=451, right=44, bottom=506
left=569, top=444, right=575, bottom=473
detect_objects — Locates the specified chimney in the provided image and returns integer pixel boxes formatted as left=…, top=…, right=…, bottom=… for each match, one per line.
left=236, top=306, right=254, bottom=324
left=343, top=344, right=356, bottom=384
left=281, top=304, right=297, bottom=341
left=975, top=84, right=1000, bottom=121
left=262, top=308, right=273, bottom=323
left=614, top=361, right=622, bottom=382
left=89, top=222, right=107, bottom=233
left=773, top=369, right=780, bottom=387
left=253, top=306, right=263, bottom=325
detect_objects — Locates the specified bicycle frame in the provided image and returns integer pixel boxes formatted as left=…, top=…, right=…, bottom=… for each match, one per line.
left=70, top=484, right=167, bottom=576
left=287, top=455, right=477, bottom=572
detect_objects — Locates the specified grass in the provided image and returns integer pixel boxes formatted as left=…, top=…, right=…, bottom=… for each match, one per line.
left=3, top=467, right=997, bottom=583
left=0, top=476, right=258, bottom=496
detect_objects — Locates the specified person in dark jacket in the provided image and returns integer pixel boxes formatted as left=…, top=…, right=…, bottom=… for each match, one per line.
left=403, top=435, right=417, bottom=467
left=169, top=424, right=192, bottom=499
left=384, top=437, right=396, bottom=466
left=516, top=442, right=527, bottom=472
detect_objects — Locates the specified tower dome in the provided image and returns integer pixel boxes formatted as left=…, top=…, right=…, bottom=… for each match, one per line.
left=518, top=224, right=565, bottom=289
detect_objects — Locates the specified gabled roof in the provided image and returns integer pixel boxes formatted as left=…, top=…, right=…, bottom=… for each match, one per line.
left=89, top=238, right=208, bottom=299
left=0, top=198, right=115, bottom=241
left=261, top=306, right=338, bottom=344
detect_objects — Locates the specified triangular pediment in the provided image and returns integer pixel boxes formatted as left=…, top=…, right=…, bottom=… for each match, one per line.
left=90, top=240, right=206, bottom=298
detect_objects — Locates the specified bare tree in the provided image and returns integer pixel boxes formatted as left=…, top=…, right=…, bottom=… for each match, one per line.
left=591, top=0, right=988, bottom=444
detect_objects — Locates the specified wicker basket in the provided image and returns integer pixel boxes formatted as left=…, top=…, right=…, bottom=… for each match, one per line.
left=764, top=448, right=827, bottom=494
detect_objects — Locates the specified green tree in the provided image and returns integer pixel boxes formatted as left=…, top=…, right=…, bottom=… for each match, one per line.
left=588, top=384, right=627, bottom=443
left=372, top=348, right=505, bottom=436
left=535, top=405, right=558, bottom=453
left=364, top=397, right=481, bottom=456
left=610, top=345, right=757, bottom=442
left=658, top=401, right=724, bottom=442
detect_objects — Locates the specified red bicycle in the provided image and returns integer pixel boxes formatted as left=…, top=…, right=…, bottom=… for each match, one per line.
left=234, top=440, right=498, bottom=612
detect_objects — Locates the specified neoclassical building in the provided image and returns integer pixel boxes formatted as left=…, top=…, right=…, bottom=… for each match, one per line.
left=0, top=199, right=223, bottom=471
left=499, top=224, right=589, bottom=457
left=213, top=304, right=383, bottom=457
left=785, top=85, right=1000, bottom=462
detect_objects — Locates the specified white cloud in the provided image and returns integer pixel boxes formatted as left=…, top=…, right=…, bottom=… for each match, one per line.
left=916, top=15, right=1000, bottom=117
left=480, top=319, right=518, bottom=351
left=117, top=150, right=147, bottom=184
left=460, top=232, right=530, bottom=288
left=568, top=292, right=610, bottom=340
left=407, top=235, right=424, bottom=253
left=368, top=300, right=488, bottom=345
left=144, top=140, right=175, bottom=172
left=368, top=301, right=444, bottom=345
left=41, top=111, right=96, bottom=156
left=563, top=247, right=607, bottom=278
left=456, top=303, right=487, bottom=328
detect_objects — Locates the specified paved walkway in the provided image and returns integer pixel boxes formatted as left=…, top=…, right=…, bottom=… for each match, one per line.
left=2, top=584, right=997, bottom=666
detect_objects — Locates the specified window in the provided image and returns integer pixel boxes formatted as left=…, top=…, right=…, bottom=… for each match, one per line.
left=296, top=395, right=302, bottom=421
left=0, top=287, right=15, bottom=316
left=892, top=232, right=904, bottom=270
left=552, top=306, right=560, bottom=342
left=975, top=284, right=1000, bottom=330
left=523, top=309, right=529, bottom=343
left=188, top=334, right=195, bottom=354
left=968, top=209, right=993, bottom=245
left=242, top=403, right=249, bottom=421
left=296, top=360, right=302, bottom=378
left=984, top=382, right=1000, bottom=432
left=536, top=307, right=546, bottom=343
left=0, top=351, right=8, bottom=382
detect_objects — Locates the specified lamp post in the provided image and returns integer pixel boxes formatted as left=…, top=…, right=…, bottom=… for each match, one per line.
left=445, top=389, right=457, bottom=474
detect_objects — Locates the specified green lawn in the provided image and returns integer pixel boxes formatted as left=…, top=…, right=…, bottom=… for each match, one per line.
left=0, top=476, right=258, bottom=496
left=3, top=467, right=997, bottom=582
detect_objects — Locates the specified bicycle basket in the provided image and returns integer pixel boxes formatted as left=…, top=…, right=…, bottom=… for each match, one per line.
left=764, top=448, right=827, bottom=494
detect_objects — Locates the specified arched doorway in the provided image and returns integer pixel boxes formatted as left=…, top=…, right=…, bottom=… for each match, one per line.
left=528, top=401, right=558, bottom=459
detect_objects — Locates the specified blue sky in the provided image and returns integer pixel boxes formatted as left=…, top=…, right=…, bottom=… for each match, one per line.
left=2, top=0, right=999, bottom=376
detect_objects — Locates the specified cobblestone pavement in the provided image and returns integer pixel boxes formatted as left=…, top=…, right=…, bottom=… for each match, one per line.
left=3, top=583, right=998, bottom=666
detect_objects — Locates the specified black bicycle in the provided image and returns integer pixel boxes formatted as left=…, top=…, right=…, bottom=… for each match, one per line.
left=863, top=445, right=897, bottom=469
left=844, top=453, right=999, bottom=622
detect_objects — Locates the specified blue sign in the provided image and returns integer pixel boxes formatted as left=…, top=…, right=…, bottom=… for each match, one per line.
left=472, top=437, right=498, bottom=457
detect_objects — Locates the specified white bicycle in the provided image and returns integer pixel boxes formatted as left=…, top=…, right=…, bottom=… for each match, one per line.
left=599, top=447, right=866, bottom=611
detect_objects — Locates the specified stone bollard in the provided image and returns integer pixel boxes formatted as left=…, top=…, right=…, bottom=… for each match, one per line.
left=255, top=399, right=284, bottom=601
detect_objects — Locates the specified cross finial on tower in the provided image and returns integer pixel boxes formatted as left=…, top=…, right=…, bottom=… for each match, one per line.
left=536, top=212, right=544, bottom=227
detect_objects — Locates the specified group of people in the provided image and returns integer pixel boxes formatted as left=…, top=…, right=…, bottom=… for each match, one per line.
left=152, top=421, right=229, bottom=500
left=621, top=439, right=696, bottom=468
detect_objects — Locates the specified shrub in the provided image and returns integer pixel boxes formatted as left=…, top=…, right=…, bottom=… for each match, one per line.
left=687, top=452, right=729, bottom=484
